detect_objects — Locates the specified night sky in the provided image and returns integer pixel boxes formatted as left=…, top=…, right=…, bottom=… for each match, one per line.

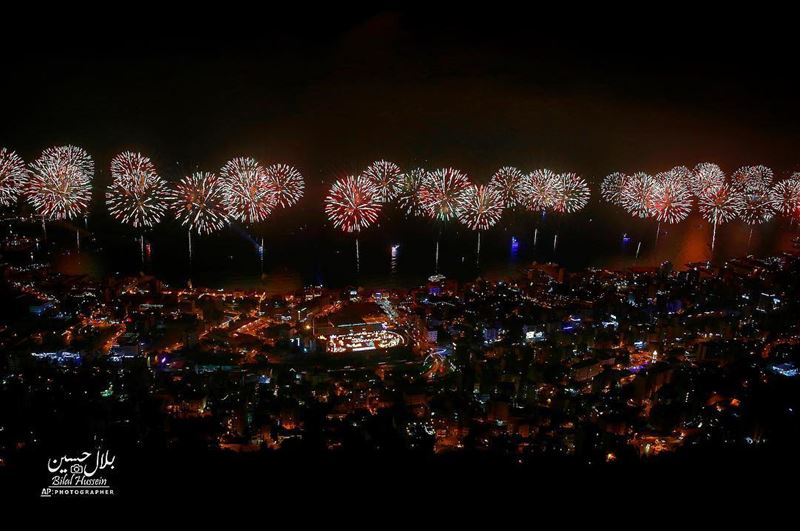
left=3, top=8, right=800, bottom=193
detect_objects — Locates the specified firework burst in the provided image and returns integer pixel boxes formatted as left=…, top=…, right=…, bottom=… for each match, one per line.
left=740, top=183, right=779, bottom=226
left=396, top=168, right=427, bottom=217
left=698, top=182, right=744, bottom=252
left=107, top=152, right=169, bottom=228
left=363, top=160, right=401, bottom=203
left=420, top=168, right=471, bottom=221
left=619, top=172, right=656, bottom=218
left=698, top=183, right=744, bottom=225
left=690, top=163, right=726, bottom=197
left=488, top=166, right=526, bottom=208
left=669, top=165, right=692, bottom=186
left=25, top=146, right=94, bottom=220
left=324, top=174, right=382, bottom=233
left=0, top=148, right=28, bottom=207
left=457, top=185, right=504, bottom=230
left=600, top=172, right=628, bottom=205
left=220, top=157, right=277, bottom=224
left=524, top=169, right=560, bottom=212
left=551, top=172, right=590, bottom=213
left=772, top=179, right=800, bottom=221
left=169, top=172, right=230, bottom=235
left=732, top=165, right=774, bottom=193
left=264, top=163, right=304, bottom=208
left=650, top=170, right=692, bottom=224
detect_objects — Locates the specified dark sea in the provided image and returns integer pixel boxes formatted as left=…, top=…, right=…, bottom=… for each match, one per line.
left=20, top=199, right=797, bottom=293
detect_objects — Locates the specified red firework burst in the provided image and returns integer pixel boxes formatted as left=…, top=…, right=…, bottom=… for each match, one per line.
left=457, top=185, right=504, bottom=230
left=363, top=160, right=401, bottom=203
left=169, top=172, right=230, bottom=235
left=650, top=170, right=692, bottom=224
left=220, top=157, right=278, bottom=224
left=773, top=179, right=800, bottom=221
left=264, top=163, right=304, bottom=208
left=324, top=174, right=382, bottom=232
left=419, top=168, right=471, bottom=221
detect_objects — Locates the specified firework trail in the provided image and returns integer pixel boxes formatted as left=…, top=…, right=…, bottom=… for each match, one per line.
left=697, top=181, right=744, bottom=254
left=107, top=152, right=170, bottom=263
left=457, top=185, right=504, bottom=263
left=488, top=166, right=526, bottom=208
left=363, top=160, right=401, bottom=203
left=0, top=148, right=28, bottom=207
left=220, top=157, right=277, bottom=224
left=324, top=174, right=382, bottom=272
left=420, top=168, right=471, bottom=272
left=26, top=146, right=94, bottom=248
left=264, top=163, right=304, bottom=208
left=396, top=168, right=427, bottom=217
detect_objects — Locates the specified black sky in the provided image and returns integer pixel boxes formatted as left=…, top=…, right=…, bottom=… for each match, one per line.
left=3, top=7, right=800, bottom=190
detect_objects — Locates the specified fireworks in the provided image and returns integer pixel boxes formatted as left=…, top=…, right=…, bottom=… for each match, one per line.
left=25, top=146, right=94, bottom=220
left=619, top=172, right=656, bottom=218
left=0, top=148, right=28, bottom=207
left=740, top=186, right=778, bottom=226
left=324, top=174, right=382, bottom=233
left=551, top=172, right=590, bottom=213
left=264, top=163, right=304, bottom=208
left=772, top=179, right=800, bottom=221
left=220, top=157, right=277, bottom=224
left=524, top=169, right=560, bottom=212
left=741, top=188, right=778, bottom=228
left=106, top=152, right=169, bottom=229
left=420, top=168, right=471, bottom=221
left=169, top=172, right=230, bottom=235
left=600, top=172, right=628, bottom=205
left=732, top=165, right=773, bottom=192
left=669, top=166, right=692, bottom=186
left=457, top=185, right=504, bottom=230
left=488, top=166, right=526, bottom=208
left=690, top=163, right=726, bottom=197
left=650, top=170, right=692, bottom=224
left=698, top=181, right=744, bottom=252
left=698, top=182, right=744, bottom=225
left=363, top=160, right=401, bottom=203
left=396, top=168, right=427, bottom=217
